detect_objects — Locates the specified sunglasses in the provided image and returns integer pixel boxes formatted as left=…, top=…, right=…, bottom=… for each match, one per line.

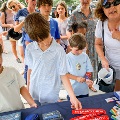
left=103, top=0, right=120, bottom=9
left=10, top=5, right=15, bottom=9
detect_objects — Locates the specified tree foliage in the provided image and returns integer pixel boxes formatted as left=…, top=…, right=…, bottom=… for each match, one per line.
left=0, top=0, right=80, bottom=8
left=53, top=0, right=79, bottom=6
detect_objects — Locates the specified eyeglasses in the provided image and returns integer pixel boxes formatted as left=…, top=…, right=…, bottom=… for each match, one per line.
left=10, top=5, right=15, bottom=9
left=103, top=0, right=120, bottom=9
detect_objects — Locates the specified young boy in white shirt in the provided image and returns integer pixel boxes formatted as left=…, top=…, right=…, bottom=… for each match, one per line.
left=0, top=44, right=37, bottom=113
left=24, top=12, right=82, bottom=109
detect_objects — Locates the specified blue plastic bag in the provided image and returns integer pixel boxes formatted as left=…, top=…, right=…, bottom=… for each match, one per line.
left=0, top=112, right=21, bottom=120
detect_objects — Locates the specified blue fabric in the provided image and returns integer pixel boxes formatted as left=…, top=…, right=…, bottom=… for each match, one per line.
left=25, top=114, right=39, bottom=120
left=0, top=112, right=21, bottom=120
left=50, top=18, right=60, bottom=40
left=15, top=8, right=29, bottom=22
left=24, top=65, right=28, bottom=84
left=15, top=8, right=30, bottom=50
left=24, top=34, right=33, bottom=43
left=67, top=94, right=89, bottom=100
left=0, top=92, right=115, bottom=120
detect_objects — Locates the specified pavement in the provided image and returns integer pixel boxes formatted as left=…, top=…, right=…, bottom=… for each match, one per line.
left=2, top=37, right=105, bottom=108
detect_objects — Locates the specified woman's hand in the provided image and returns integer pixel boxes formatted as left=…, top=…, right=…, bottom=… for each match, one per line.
left=101, top=58, right=109, bottom=70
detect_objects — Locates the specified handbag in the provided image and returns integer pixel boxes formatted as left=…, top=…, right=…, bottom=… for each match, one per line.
left=96, top=22, right=116, bottom=93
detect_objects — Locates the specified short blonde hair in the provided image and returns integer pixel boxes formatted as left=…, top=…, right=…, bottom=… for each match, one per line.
left=7, top=0, right=25, bottom=10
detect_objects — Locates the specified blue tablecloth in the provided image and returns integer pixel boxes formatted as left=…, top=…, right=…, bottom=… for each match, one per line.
left=0, top=92, right=115, bottom=120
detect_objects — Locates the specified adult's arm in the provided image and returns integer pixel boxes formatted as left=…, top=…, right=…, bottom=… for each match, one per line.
left=14, top=21, right=24, bottom=32
left=95, top=37, right=109, bottom=69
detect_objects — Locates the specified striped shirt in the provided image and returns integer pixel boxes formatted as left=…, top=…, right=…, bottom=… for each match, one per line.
left=25, top=39, right=67, bottom=103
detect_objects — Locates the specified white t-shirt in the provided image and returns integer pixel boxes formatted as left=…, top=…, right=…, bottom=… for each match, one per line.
left=66, top=52, right=93, bottom=96
left=55, top=18, right=68, bottom=45
left=0, top=67, right=25, bottom=113
left=95, top=20, right=120, bottom=70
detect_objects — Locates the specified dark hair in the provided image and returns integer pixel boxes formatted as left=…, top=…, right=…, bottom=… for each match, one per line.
left=24, top=12, right=50, bottom=42
left=0, top=44, right=3, bottom=55
left=94, top=0, right=108, bottom=21
left=0, top=2, right=7, bottom=12
left=69, top=33, right=86, bottom=50
left=56, top=1, right=68, bottom=18
left=37, top=0, right=53, bottom=8
left=71, top=21, right=88, bottom=33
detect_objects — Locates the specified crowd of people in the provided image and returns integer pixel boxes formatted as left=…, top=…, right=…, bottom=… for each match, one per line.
left=0, top=0, right=120, bottom=114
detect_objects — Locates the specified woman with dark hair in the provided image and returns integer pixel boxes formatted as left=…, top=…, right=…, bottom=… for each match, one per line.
left=55, top=1, right=68, bottom=52
left=94, top=0, right=120, bottom=91
left=0, top=2, right=14, bottom=54
left=0, top=2, right=14, bottom=31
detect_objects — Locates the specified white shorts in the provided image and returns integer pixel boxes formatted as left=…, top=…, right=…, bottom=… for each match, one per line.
left=17, top=37, right=23, bottom=46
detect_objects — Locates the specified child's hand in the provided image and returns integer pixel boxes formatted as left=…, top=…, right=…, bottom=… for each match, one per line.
left=86, top=79, right=93, bottom=87
left=77, top=77, right=85, bottom=83
left=70, top=96, right=82, bottom=110
left=30, top=103, right=37, bottom=108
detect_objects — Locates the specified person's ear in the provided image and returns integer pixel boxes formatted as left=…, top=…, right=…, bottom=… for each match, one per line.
left=69, top=46, right=72, bottom=50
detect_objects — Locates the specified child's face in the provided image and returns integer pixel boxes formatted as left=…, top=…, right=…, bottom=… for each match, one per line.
left=77, top=28, right=87, bottom=35
left=39, top=4, right=52, bottom=17
left=0, top=55, right=3, bottom=68
left=70, top=47, right=83, bottom=55
left=56, top=5, right=66, bottom=16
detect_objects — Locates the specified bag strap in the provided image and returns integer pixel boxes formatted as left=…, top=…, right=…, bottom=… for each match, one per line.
left=4, top=11, right=7, bottom=24
left=102, top=22, right=105, bottom=56
left=3, top=11, right=7, bottom=31
left=96, top=22, right=106, bottom=85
